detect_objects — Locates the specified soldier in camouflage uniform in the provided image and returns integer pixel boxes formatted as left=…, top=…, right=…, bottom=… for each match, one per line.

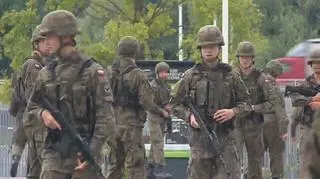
left=26, top=10, right=116, bottom=179
left=9, top=24, right=50, bottom=178
left=291, top=48, right=320, bottom=179
left=170, top=25, right=252, bottom=179
left=263, top=60, right=289, bottom=179
left=106, top=36, right=169, bottom=179
left=235, top=41, right=275, bottom=179
left=146, top=61, right=172, bottom=178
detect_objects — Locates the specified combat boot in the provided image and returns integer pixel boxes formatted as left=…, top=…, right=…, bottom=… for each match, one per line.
left=153, top=164, right=172, bottom=179
left=10, top=154, right=21, bottom=177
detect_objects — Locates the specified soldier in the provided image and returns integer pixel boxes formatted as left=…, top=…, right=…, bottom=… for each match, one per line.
left=170, top=25, right=251, bottom=179
left=9, top=24, right=50, bottom=178
left=291, top=48, right=320, bottom=179
left=263, top=60, right=289, bottom=179
left=26, top=10, right=116, bottom=179
left=106, top=36, right=169, bottom=179
left=235, top=41, right=275, bottom=179
left=146, top=61, right=172, bottom=178
left=302, top=89, right=320, bottom=178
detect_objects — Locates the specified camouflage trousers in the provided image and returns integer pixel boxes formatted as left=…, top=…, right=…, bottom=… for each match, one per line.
left=262, top=117, right=285, bottom=178
left=300, top=128, right=320, bottom=179
left=40, top=148, right=103, bottom=179
left=235, top=120, right=263, bottom=179
left=147, top=116, right=166, bottom=166
left=299, top=125, right=312, bottom=179
left=106, top=126, right=146, bottom=179
left=11, top=113, right=27, bottom=156
left=186, top=130, right=240, bottom=179
left=24, top=124, right=46, bottom=179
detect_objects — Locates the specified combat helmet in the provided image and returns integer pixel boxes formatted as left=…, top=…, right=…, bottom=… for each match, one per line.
left=236, top=41, right=255, bottom=57
left=155, top=62, right=170, bottom=74
left=117, top=36, right=140, bottom=57
left=40, top=10, right=80, bottom=36
left=197, top=25, right=225, bottom=49
left=307, top=48, right=320, bottom=65
left=265, top=60, right=284, bottom=77
left=31, top=25, right=46, bottom=43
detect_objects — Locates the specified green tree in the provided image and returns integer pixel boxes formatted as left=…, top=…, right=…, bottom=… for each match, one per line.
left=254, top=0, right=310, bottom=60
left=79, top=0, right=185, bottom=67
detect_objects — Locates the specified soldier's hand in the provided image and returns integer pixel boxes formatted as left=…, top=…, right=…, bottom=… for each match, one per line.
left=164, top=104, right=172, bottom=113
left=281, top=133, right=288, bottom=140
left=41, top=110, right=61, bottom=130
left=213, top=109, right=235, bottom=123
left=75, top=152, right=88, bottom=171
left=291, top=137, right=296, bottom=143
left=312, top=95, right=320, bottom=102
left=309, top=101, right=320, bottom=110
left=189, top=114, right=199, bottom=128
left=162, top=110, right=170, bottom=118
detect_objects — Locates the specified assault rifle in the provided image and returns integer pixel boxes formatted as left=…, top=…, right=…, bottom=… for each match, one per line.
left=284, top=85, right=319, bottom=97
left=32, top=92, right=105, bottom=179
left=185, top=96, right=231, bottom=179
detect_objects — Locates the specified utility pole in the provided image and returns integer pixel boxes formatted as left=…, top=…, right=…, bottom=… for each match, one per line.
left=178, top=4, right=183, bottom=61
left=222, top=0, right=229, bottom=63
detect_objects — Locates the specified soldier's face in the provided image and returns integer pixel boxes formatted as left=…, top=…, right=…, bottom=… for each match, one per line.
left=311, top=62, right=320, bottom=74
left=239, top=56, right=254, bottom=69
left=158, top=70, right=169, bottom=80
left=201, top=45, right=220, bottom=62
left=43, top=34, right=61, bottom=55
left=37, top=39, right=51, bottom=56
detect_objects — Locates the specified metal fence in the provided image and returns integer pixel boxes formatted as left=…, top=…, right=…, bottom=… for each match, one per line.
left=0, top=97, right=302, bottom=178
left=0, top=109, right=28, bottom=177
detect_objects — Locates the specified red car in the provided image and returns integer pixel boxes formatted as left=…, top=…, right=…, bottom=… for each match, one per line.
left=274, top=39, right=320, bottom=86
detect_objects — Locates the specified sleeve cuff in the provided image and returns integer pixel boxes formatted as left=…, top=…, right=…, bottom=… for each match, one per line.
left=232, top=107, right=240, bottom=116
left=38, top=108, right=45, bottom=121
left=185, top=111, right=191, bottom=123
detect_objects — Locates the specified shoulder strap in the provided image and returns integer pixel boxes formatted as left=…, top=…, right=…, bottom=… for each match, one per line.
left=65, top=55, right=94, bottom=97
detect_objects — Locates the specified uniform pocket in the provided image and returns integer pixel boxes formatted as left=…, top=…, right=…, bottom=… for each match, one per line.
left=72, top=84, right=87, bottom=119
left=195, top=80, right=208, bottom=107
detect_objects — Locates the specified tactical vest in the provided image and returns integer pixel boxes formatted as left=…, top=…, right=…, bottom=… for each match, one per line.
left=151, top=79, right=170, bottom=107
left=240, top=69, right=265, bottom=105
left=44, top=56, right=96, bottom=143
left=111, top=65, right=141, bottom=109
left=188, top=63, right=235, bottom=131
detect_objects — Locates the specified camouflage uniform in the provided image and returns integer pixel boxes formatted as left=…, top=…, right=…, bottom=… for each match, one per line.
left=26, top=10, right=116, bottom=179
left=9, top=25, right=48, bottom=178
left=262, top=60, right=288, bottom=178
left=235, top=41, right=274, bottom=179
left=293, top=49, right=320, bottom=178
left=170, top=25, right=252, bottom=179
left=106, top=36, right=167, bottom=179
left=147, top=62, right=171, bottom=173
